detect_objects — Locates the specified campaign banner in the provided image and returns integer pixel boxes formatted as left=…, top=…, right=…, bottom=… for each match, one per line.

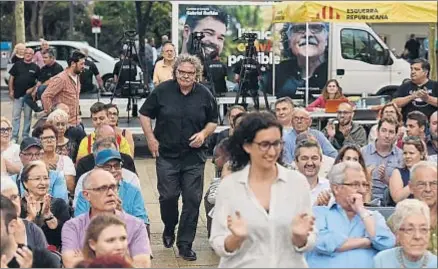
left=177, top=3, right=279, bottom=93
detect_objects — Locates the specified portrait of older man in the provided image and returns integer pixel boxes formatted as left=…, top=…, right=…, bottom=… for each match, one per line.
left=275, top=22, right=329, bottom=98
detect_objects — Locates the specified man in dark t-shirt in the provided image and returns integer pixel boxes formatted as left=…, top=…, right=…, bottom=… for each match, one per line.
left=113, top=51, right=138, bottom=91
left=393, top=59, right=438, bottom=121
left=24, top=49, right=64, bottom=112
left=205, top=51, right=227, bottom=96
left=79, top=48, right=103, bottom=93
left=404, top=34, right=420, bottom=60
left=8, top=48, right=40, bottom=142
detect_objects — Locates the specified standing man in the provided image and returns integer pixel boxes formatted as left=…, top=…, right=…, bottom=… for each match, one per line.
left=24, top=49, right=64, bottom=113
left=403, top=34, right=420, bottom=61
left=153, top=42, right=175, bottom=86
left=156, top=34, right=169, bottom=57
left=323, top=102, right=367, bottom=150
left=205, top=49, right=228, bottom=96
left=393, top=58, right=438, bottom=121
left=79, top=48, right=103, bottom=93
left=41, top=50, right=86, bottom=128
left=113, top=50, right=138, bottom=91
left=139, top=54, right=218, bottom=261
left=8, top=48, right=40, bottom=142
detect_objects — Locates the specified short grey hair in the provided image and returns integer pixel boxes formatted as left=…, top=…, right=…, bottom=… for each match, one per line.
left=92, top=137, right=118, bottom=158
left=390, top=199, right=430, bottom=232
left=172, top=54, right=203, bottom=82
left=292, top=107, right=310, bottom=118
left=82, top=168, right=102, bottom=190
left=411, top=161, right=437, bottom=182
left=1, top=175, right=18, bottom=192
left=47, top=109, right=69, bottom=124
left=275, top=97, right=294, bottom=108
left=327, top=161, right=363, bottom=185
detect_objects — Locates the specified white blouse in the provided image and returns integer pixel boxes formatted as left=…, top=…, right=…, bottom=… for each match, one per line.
left=210, top=164, right=316, bottom=268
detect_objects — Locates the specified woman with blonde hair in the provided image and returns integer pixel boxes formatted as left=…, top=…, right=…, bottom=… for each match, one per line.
left=10, top=43, right=26, bottom=63
left=82, top=214, right=132, bottom=265
left=46, top=109, right=79, bottom=162
left=0, top=116, right=21, bottom=174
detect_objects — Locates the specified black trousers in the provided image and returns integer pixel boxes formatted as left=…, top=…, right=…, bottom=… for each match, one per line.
left=203, top=188, right=214, bottom=239
left=156, top=156, right=205, bottom=249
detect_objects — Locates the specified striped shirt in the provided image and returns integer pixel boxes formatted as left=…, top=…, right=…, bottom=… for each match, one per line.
left=41, top=69, right=81, bottom=126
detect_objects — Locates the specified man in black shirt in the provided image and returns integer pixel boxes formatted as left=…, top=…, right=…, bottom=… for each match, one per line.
left=79, top=48, right=103, bottom=93
left=393, top=58, right=438, bottom=121
left=112, top=50, right=138, bottom=93
left=8, top=48, right=40, bottom=142
left=205, top=50, right=227, bottom=96
left=24, top=49, right=63, bottom=112
left=139, top=54, right=218, bottom=261
left=404, top=34, right=420, bottom=60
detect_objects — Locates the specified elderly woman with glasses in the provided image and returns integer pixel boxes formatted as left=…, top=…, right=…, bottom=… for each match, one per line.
left=105, top=104, right=135, bottom=157
left=32, top=123, right=76, bottom=194
left=210, top=112, right=316, bottom=267
left=374, top=199, right=437, bottom=268
left=19, top=160, right=70, bottom=250
left=46, top=108, right=79, bottom=163
left=388, top=136, right=428, bottom=206
left=0, top=117, right=21, bottom=174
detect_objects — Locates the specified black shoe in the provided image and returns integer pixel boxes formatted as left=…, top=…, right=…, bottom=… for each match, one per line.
left=162, top=231, right=175, bottom=248
left=179, top=248, right=197, bottom=261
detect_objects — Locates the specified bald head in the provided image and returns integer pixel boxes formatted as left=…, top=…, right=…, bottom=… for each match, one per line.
left=95, top=124, right=116, bottom=140
left=83, top=168, right=115, bottom=189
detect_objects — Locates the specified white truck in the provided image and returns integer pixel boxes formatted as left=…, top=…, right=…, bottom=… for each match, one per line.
left=172, top=1, right=411, bottom=98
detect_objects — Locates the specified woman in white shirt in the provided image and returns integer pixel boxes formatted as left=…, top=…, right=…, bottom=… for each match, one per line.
left=0, top=116, right=22, bottom=174
left=32, top=123, right=76, bottom=194
left=210, top=112, right=316, bottom=268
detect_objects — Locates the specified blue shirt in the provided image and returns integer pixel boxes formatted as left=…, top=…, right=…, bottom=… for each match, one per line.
left=283, top=128, right=338, bottom=164
left=74, top=180, right=150, bottom=224
left=374, top=247, right=437, bottom=268
left=306, top=204, right=396, bottom=268
left=361, top=142, right=403, bottom=201
left=12, top=169, right=69, bottom=203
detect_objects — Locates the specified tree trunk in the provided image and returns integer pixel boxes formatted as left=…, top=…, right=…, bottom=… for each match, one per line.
left=30, top=1, right=38, bottom=40
left=37, top=1, right=48, bottom=39
left=14, top=0, right=25, bottom=44
left=135, top=1, right=153, bottom=53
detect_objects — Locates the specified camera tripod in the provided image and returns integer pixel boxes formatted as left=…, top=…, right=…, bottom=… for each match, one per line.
left=234, top=38, right=270, bottom=111
left=110, top=31, right=149, bottom=123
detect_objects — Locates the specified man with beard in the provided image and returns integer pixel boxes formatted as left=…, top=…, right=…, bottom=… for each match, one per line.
left=42, top=50, right=86, bottom=128
left=180, top=6, right=228, bottom=59
left=275, top=23, right=329, bottom=98
left=361, top=117, right=404, bottom=203
left=393, top=58, right=438, bottom=121
left=323, top=102, right=367, bottom=150
left=427, top=111, right=438, bottom=162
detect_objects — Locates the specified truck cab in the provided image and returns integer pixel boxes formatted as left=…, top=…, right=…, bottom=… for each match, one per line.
left=330, top=23, right=410, bottom=97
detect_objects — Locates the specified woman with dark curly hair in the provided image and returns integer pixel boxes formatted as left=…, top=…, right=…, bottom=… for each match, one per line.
left=210, top=112, right=316, bottom=267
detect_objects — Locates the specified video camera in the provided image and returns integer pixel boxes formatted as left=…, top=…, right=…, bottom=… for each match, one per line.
left=241, top=32, right=258, bottom=40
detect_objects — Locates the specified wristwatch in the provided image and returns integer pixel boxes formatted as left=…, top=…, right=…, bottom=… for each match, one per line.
left=44, top=214, right=55, bottom=222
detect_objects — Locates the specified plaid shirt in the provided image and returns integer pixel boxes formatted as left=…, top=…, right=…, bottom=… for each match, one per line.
left=41, top=69, right=81, bottom=126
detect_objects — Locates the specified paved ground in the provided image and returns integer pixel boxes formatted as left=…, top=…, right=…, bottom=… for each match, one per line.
left=0, top=101, right=220, bottom=268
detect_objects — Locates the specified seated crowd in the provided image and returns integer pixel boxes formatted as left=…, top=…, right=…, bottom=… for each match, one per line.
left=1, top=57, right=437, bottom=268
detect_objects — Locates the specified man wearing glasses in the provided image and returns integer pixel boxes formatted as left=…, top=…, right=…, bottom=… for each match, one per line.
left=323, top=102, right=367, bottom=150
left=306, top=161, right=395, bottom=268
left=139, top=54, right=218, bottom=261
left=8, top=48, right=40, bottom=143
left=61, top=168, right=151, bottom=268
left=74, top=148, right=148, bottom=226
left=275, top=23, right=329, bottom=98
left=10, top=137, right=68, bottom=202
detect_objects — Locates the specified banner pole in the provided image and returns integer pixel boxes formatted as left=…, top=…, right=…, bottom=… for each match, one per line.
left=305, top=22, right=309, bottom=107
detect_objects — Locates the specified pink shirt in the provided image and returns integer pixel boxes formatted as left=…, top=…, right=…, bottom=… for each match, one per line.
left=33, top=51, right=45, bottom=68
left=61, top=211, right=151, bottom=256
left=306, top=95, right=327, bottom=111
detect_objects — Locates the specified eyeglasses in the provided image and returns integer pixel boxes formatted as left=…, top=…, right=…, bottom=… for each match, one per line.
left=98, top=163, right=123, bottom=171
left=293, top=116, right=309, bottom=122
left=86, top=184, right=118, bottom=194
left=341, top=182, right=371, bottom=190
left=177, top=69, right=196, bottom=77
left=290, top=24, right=325, bottom=34
left=337, top=110, right=353, bottom=115
left=0, top=127, right=12, bottom=134
left=40, top=136, right=56, bottom=142
left=28, top=176, right=49, bottom=182
left=252, top=140, right=284, bottom=152
left=21, top=152, right=44, bottom=158
left=414, top=181, right=438, bottom=190
left=399, top=227, right=430, bottom=236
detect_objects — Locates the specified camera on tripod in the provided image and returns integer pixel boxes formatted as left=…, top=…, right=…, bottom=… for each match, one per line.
left=241, top=32, right=258, bottom=41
